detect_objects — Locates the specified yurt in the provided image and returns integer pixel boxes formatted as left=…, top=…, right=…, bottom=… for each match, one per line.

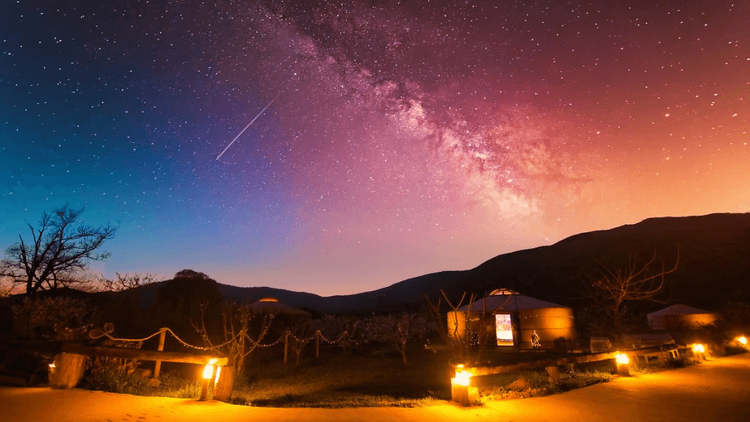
left=647, top=304, right=718, bottom=330
left=447, top=289, right=576, bottom=350
left=247, top=297, right=312, bottom=320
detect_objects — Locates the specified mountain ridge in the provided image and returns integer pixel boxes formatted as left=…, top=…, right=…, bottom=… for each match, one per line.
left=212, top=212, right=750, bottom=313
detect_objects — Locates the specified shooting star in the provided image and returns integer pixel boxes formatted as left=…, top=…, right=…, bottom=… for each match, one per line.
left=216, top=93, right=281, bottom=161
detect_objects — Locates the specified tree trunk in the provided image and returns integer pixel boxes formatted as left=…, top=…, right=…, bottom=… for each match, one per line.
left=613, top=300, right=623, bottom=334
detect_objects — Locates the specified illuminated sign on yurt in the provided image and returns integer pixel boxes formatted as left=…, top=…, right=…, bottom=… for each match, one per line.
left=495, top=314, right=514, bottom=346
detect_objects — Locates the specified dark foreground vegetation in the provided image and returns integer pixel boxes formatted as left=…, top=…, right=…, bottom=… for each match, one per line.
left=2, top=276, right=744, bottom=407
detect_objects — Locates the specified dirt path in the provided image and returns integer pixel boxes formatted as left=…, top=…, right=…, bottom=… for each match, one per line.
left=2, top=353, right=749, bottom=422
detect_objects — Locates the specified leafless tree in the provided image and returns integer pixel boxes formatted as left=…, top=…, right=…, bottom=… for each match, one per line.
left=367, top=312, right=430, bottom=367
left=95, top=272, right=160, bottom=292
left=287, top=320, right=316, bottom=365
left=193, top=301, right=273, bottom=378
left=426, top=290, right=502, bottom=364
left=1, top=205, right=116, bottom=295
left=588, top=248, right=679, bottom=334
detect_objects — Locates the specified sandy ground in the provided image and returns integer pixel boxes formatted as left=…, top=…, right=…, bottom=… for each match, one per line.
left=2, top=353, right=750, bottom=422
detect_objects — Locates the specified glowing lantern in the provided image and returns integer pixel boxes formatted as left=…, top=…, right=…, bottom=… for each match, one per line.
left=615, top=353, right=630, bottom=365
left=452, top=365, right=472, bottom=387
left=614, top=352, right=631, bottom=376
left=48, top=361, right=57, bottom=382
left=202, top=358, right=218, bottom=380
left=451, top=364, right=478, bottom=406
left=737, top=336, right=747, bottom=346
left=692, top=344, right=705, bottom=354
left=200, top=358, right=220, bottom=401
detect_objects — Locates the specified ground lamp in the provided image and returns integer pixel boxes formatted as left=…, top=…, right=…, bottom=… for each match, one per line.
left=737, top=336, right=748, bottom=347
left=200, top=358, right=220, bottom=401
left=614, top=352, right=631, bottom=376
left=451, top=365, right=479, bottom=406
left=692, top=344, right=706, bottom=360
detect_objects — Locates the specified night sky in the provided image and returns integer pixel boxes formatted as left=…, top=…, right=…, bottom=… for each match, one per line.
left=1, top=0, right=748, bottom=296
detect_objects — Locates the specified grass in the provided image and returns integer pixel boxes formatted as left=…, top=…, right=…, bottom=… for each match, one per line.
left=475, top=368, right=614, bottom=400
left=82, top=364, right=204, bottom=398
left=80, top=349, right=655, bottom=407
left=229, top=352, right=452, bottom=407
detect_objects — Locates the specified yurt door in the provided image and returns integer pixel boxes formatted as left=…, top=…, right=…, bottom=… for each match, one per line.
left=495, top=313, right=514, bottom=346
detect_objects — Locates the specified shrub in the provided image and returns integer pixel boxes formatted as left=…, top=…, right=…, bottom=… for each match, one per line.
left=84, top=363, right=150, bottom=395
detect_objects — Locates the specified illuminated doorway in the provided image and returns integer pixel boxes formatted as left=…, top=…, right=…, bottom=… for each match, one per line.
left=495, top=313, right=514, bottom=346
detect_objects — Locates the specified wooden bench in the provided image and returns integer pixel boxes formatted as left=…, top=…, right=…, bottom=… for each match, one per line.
left=49, top=343, right=233, bottom=401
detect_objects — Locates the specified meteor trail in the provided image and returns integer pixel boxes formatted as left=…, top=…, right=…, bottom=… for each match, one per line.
left=216, top=93, right=281, bottom=161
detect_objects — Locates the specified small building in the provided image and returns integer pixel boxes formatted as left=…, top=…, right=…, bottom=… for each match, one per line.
left=247, top=297, right=312, bottom=320
left=647, top=304, right=718, bottom=331
left=447, top=289, right=576, bottom=350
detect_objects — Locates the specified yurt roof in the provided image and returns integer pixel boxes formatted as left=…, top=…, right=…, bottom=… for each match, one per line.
left=647, top=304, right=713, bottom=317
left=457, top=289, right=569, bottom=312
left=247, top=297, right=311, bottom=316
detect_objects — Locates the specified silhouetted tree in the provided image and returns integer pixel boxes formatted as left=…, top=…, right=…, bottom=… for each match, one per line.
left=367, top=312, right=430, bottom=367
left=1, top=205, right=117, bottom=296
left=587, top=248, right=679, bottom=334
left=193, top=301, right=273, bottom=378
left=95, top=272, right=160, bottom=292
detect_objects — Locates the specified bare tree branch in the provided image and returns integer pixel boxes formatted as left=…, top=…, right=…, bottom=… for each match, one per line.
left=588, top=246, right=680, bottom=333
left=1, top=205, right=117, bottom=295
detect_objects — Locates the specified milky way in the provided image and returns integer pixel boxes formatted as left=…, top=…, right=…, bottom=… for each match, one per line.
left=1, top=0, right=748, bottom=295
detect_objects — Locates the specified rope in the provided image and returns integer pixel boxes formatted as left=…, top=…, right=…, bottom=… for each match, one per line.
left=89, top=325, right=237, bottom=351
left=90, top=324, right=357, bottom=353
left=245, top=332, right=287, bottom=348
left=89, top=326, right=163, bottom=343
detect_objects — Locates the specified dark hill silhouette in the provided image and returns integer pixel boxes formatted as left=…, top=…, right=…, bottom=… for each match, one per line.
left=216, top=213, right=750, bottom=314
left=31, top=213, right=748, bottom=316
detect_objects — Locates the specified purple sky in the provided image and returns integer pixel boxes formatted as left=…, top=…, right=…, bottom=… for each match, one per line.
left=1, top=0, right=748, bottom=295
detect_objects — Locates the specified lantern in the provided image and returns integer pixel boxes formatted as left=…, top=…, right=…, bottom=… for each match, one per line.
left=692, top=343, right=706, bottom=360
left=451, top=365, right=478, bottom=406
left=452, top=365, right=472, bottom=387
left=199, top=358, right=219, bottom=401
left=614, top=352, right=630, bottom=376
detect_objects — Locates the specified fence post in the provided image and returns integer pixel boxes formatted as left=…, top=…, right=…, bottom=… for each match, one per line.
left=153, top=327, right=167, bottom=378
left=284, top=332, right=289, bottom=365
left=315, top=330, right=320, bottom=359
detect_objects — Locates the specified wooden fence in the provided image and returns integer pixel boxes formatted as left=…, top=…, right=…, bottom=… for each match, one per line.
left=49, top=337, right=233, bottom=401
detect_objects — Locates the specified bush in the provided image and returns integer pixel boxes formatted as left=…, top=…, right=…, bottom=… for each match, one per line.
left=11, top=296, right=93, bottom=340
left=556, top=370, right=613, bottom=392
left=83, top=363, right=202, bottom=398
left=84, top=364, right=150, bottom=395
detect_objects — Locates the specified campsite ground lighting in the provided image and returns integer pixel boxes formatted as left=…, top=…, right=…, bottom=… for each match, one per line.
left=692, top=344, right=706, bottom=360
left=451, top=364, right=479, bottom=406
left=614, top=352, right=631, bottom=376
left=200, top=359, right=219, bottom=401
left=737, top=336, right=748, bottom=347
left=48, top=361, right=56, bottom=383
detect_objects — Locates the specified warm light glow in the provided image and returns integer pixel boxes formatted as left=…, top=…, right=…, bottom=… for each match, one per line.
left=452, top=365, right=472, bottom=387
left=692, top=344, right=705, bottom=353
left=214, top=365, right=222, bottom=386
left=615, top=352, right=630, bottom=365
left=202, top=358, right=219, bottom=380
left=738, top=336, right=747, bottom=345
left=48, top=362, right=56, bottom=369
left=495, top=314, right=514, bottom=346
